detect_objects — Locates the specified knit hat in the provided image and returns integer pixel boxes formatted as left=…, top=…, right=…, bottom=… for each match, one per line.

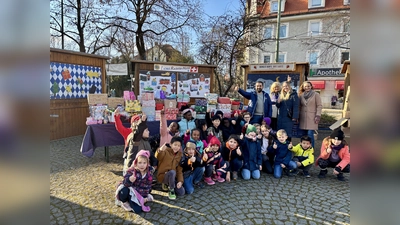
left=182, top=108, right=192, bottom=116
left=133, top=150, right=150, bottom=168
left=131, top=115, right=141, bottom=124
left=330, top=128, right=344, bottom=140
left=184, top=141, right=197, bottom=154
left=209, top=136, right=221, bottom=147
left=246, top=124, right=257, bottom=134
left=263, top=117, right=271, bottom=126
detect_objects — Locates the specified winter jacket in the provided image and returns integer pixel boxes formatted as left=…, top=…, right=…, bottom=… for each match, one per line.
left=276, top=91, right=299, bottom=137
left=315, top=144, right=350, bottom=171
left=299, top=91, right=322, bottom=130
left=241, top=137, right=262, bottom=171
left=183, top=134, right=205, bottom=154
left=121, top=167, right=154, bottom=198
left=160, top=113, right=180, bottom=147
left=238, top=89, right=272, bottom=118
left=155, top=144, right=184, bottom=183
left=178, top=118, right=196, bottom=136
left=268, top=140, right=292, bottom=166
left=206, top=126, right=223, bottom=144
left=289, top=144, right=314, bottom=167
left=221, top=144, right=243, bottom=164
left=180, top=152, right=206, bottom=178
left=114, top=114, right=132, bottom=149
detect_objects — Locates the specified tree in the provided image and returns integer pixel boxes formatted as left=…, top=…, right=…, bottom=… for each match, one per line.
left=110, top=0, right=202, bottom=60
left=50, top=0, right=119, bottom=54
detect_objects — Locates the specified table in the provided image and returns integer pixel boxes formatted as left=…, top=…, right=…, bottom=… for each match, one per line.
left=80, top=121, right=173, bottom=162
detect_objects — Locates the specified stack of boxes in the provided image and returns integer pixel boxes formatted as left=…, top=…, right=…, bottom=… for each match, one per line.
left=194, top=99, right=207, bottom=120
left=217, top=97, right=232, bottom=118
left=205, top=93, right=218, bottom=115
left=164, top=99, right=178, bottom=120
left=141, top=92, right=156, bottom=121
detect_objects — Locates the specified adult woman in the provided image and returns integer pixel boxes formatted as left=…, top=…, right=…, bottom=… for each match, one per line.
left=276, top=81, right=299, bottom=142
left=298, top=81, right=322, bottom=148
left=269, top=82, right=281, bottom=130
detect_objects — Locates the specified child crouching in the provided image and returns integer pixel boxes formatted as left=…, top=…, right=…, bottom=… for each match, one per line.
left=204, top=136, right=229, bottom=185
left=180, top=141, right=207, bottom=194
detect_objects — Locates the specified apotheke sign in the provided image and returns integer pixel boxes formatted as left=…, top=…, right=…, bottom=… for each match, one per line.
left=310, top=68, right=344, bottom=77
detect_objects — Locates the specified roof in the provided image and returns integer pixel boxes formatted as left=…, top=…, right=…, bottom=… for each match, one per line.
left=50, top=48, right=110, bottom=59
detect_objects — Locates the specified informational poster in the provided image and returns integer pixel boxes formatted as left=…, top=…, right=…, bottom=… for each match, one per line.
left=138, top=70, right=177, bottom=96
left=177, top=73, right=211, bottom=98
left=246, top=73, right=300, bottom=93
left=50, top=62, right=102, bottom=99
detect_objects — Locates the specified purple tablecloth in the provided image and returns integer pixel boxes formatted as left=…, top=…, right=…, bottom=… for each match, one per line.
left=80, top=121, right=170, bottom=158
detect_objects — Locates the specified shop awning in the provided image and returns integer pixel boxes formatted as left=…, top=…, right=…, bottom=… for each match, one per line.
left=309, top=81, right=325, bottom=89
left=335, top=80, right=345, bottom=90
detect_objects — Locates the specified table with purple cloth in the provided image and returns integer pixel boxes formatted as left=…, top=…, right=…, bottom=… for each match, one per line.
left=80, top=121, right=174, bottom=162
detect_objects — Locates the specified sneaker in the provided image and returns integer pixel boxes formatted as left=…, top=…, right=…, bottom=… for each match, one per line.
left=318, top=169, right=328, bottom=179
left=194, top=181, right=205, bottom=189
left=289, top=169, right=299, bottom=176
left=212, top=174, right=218, bottom=181
left=232, top=171, right=238, bottom=180
left=303, top=171, right=311, bottom=178
left=161, top=183, right=169, bottom=191
left=337, top=173, right=346, bottom=181
left=168, top=189, right=176, bottom=200
left=215, top=175, right=225, bottom=183
left=115, top=199, right=122, bottom=206
left=146, top=194, right=154, bottom=202
left=121, top=202, right=133, bottom=211
left=204, top=177, right=215, bottom=185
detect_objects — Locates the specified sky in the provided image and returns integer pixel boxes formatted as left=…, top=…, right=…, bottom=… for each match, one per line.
left=203, top=0, right=240, bottom=16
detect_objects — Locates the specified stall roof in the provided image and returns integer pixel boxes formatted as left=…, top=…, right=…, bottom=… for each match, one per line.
left=50, top=48, right=110, bottom=59
left=130, top=60, right=217, bottom=68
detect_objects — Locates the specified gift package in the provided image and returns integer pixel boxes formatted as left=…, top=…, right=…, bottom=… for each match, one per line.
left=141, top=100, right=155, bottom=107
left=205, top=93, right=218, bottom=105
left=217, top=104, right=231, bottom=110
left=164, top=99, right=177, bottom=109
left=165, top=108, right=179, bottom=114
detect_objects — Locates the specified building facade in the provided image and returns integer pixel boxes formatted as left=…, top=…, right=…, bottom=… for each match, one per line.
left=246, top=0, right=350, bottom=108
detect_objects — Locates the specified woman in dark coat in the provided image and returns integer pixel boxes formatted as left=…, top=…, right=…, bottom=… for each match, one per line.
left=276, top=81, right=299, bottom=142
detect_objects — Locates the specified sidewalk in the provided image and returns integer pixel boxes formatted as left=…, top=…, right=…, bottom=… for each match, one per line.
left=50, top=130, right=350, bottom=225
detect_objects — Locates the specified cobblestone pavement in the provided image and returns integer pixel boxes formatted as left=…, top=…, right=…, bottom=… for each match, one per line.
left=50, top=130, right=350, bottom=225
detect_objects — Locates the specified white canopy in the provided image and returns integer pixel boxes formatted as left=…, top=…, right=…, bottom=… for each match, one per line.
left=106, top=63, right=128, bottom=76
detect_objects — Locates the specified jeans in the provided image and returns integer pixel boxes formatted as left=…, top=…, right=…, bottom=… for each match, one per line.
left=302, top=129, right=315, bottom=148
left=318, top=158, right=350, bottom=173
left=163, top=170, right=186, bottom=196
left=250, top=115, right=263, bottom=125
left=274, top=160, right=297, bottom=178
left=241, top=169, right=260, bottom=180
left=230, top=158, right=243, bottom=172
left=183, top=167, right=205, bottom=194
left=262, top=154, right=274, bottom=174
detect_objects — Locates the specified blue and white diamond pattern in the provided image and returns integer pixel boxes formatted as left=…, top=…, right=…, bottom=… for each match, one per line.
left=50, top=62, right=102, bottom=99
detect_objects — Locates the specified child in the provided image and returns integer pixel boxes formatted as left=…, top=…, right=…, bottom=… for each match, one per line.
left=206, top=115, right=223, bottom=144
left=155, top=137, right=185, bottom=199
left=289, top=135, right=315, bottom=178
left=240, top=112, right=252, bottom=135
left=195, top=119, right=208, bottom=145
left=221, top=135, right=243, bottom=180
left=241, top=124, right=262, bottom=180
left=221, top=117, right=235, bottom=143
left=115, top=150, right=154, bottom=213
left=206, top=108, right=223, bottom=128
left=114, top=108, right=140, bottom=158
left=183, top=128, right=205, bottom=154
left=115, top=112, right=158, bottom=176
left=204, top=136, right=228, bottom=184
left=260, top=124, right=275, bottom=174
left=268, top=129, right=297, bottom=179
left=253, top=123, right=262, bottom=140
left=316, top=128, right=350, bottom=181
left=180, top=141, right=207, bottom=194
left=178, top=107, right=196, bottom=137
left=231, top=110, right=244, bottom=135
left=160, top=110, right=180, bottom=147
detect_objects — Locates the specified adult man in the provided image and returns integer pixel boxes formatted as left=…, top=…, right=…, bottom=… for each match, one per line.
left=235, top=81, right=272, bottom=124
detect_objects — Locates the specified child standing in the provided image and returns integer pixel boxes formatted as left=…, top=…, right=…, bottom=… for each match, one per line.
left=289, top=135, right=315, bottom=178
left=115, top=150, right=154, bottom=213
left=183, top=128, right=205, bottom=154
left=204, top=136, right=228, bottom=185
left=268, top=129, right=297, bottom=178
left=316, top=128, right=350, bottom=181
left=206, top=115, right=223, bottom=144
left=241, top=124, right=262, bottom=180
left=180, top=141, right=207, bottom=194
left=155, top=137, right=185, bottom=199
left=221, top=135, right=243, bottom=180
left=260, top=124, right=275, bottom=174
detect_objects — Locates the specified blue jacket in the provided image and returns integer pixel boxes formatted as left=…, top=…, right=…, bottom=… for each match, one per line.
left=178, top=118, right=196, bottom=136
left=268, top=140, right=292, bottom=166
left=238, top=89, right=272, bottom=118
left=241, top=137, right=262, bottom=171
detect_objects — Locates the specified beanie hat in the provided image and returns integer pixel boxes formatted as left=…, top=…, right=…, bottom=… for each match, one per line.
left=209, top=136, right=221, bottom=147
left=133, top=150, right=150, bottom=168
left=263, top=117, right=271, bottom=126
left=131, top=115, right=141, bottom=124
left=184, top=141, right=197, bottom=154
left=246, top=124, right=257, bottom=134
left=330, top=128, right=344, bottom=140
left=182, top=108, right=192, bottom=116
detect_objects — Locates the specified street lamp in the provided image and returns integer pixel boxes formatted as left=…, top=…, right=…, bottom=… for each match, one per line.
left=130, top=74, right=134, bottom=91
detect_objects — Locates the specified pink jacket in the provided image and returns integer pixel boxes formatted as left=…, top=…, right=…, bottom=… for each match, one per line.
left=315, top=144, right=350, bottom=170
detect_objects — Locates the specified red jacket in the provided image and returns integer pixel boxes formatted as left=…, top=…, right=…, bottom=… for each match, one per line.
left=114, top=114, right=132, bottom=149
left=315, top=144, right=350, bottom=170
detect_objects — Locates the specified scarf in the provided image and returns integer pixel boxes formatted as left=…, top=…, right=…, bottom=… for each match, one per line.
left=303, top=90, right=315, bottom=100
left=225, top=142, right=237, bottom=161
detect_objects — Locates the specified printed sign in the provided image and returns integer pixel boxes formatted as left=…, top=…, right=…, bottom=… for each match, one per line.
left=154, top=64, right=198, bottom=73
left=309, top=68, right=344, bottom=77
left=249, top=63, right=296, bottom=71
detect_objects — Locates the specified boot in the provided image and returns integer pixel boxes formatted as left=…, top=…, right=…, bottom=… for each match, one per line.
left=337, top=173, right=346, bottom=181
left=318, top=169, right=328, bottom=178
left=204, top=177, right=215, bottom=185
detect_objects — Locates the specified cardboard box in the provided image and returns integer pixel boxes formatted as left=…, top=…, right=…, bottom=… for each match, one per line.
left=125, top=100, right=141, bottom=112
left=165, top=108, right=179, bottom=114
left=166, top=113, right=177, bottom=120
left=107, top=97, right=124, bottom=108
left=195, top=105, right=207, bottom=113
left=195, top=99, right=207, bottom=106
left=142, top=92, right=154, bottom=101
left=87, top=94, right=108, bottom=105
left=217, top=97, right=231, bottom=104
left=164, top=99, right=177, bottom=109
left=141, top=100, right=155, bottom=107
left=217, top=104, right=231, bottom=110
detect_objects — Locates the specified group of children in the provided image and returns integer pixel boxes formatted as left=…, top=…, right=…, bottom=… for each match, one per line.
left=113, top=107, right=350, bottom=213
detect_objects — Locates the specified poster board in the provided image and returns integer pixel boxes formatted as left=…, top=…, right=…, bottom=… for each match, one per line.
left=138, top=70, right=177, bottom=96
left=177, top=72, right=211, bottom=97
left=246, top=73, right=301, bottom=93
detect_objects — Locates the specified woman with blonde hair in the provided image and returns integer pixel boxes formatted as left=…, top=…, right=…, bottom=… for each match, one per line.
left=276, top=81, right=299, bottom=142
left=298, top=81, right=322, bottom=148
left=269, top=81, right=281, bottom=130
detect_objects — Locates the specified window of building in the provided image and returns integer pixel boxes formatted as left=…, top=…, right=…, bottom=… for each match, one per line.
left=270, top=0, right=286, bottom=12
left=263, top=54, right=272, bottom=63
left=279, top=23, right=288, bottom=38
left=309, top=20, right=322, bottom=36
left=277, top=53, right=286, bottom=62
left=341, top=52, right=350, bottom=64
left=343, top=20, right=350, bottom=33
left=307, top=51, right=319, bottom=65
left=264, top=26, right=273, bottom=39
left=344, top=0, right=350, bottom=5
left=308, top=0, right=325, bottom=8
